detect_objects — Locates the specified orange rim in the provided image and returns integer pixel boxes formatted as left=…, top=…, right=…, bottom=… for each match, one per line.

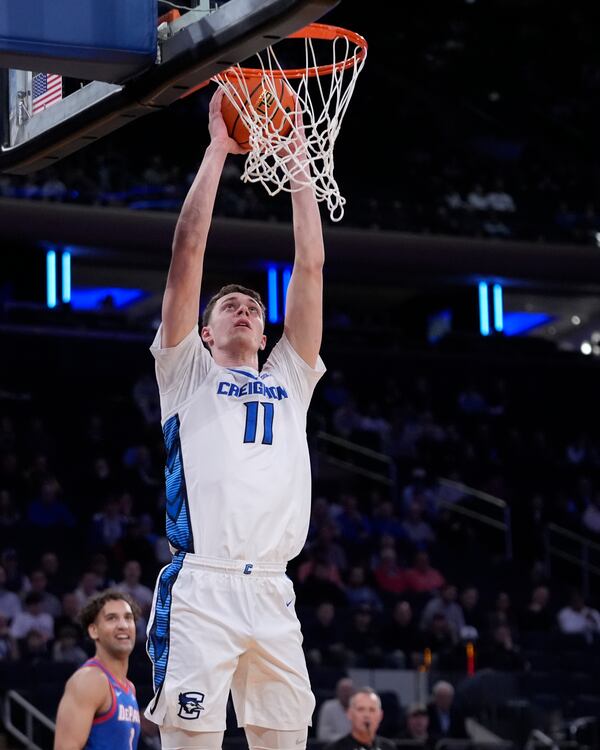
left=219, top=23, right=367, bottom=81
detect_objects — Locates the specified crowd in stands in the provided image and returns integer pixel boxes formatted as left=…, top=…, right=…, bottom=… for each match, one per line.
left=3, top=3, right=600, bottom=247
left=1, top=321, right=600, bottom=747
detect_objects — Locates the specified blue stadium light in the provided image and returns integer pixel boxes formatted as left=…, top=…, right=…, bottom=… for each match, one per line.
left=61, top=251, right=71, bottom=304
left=46, top=250, right=57, bottom=309
left=267, top=266, right=279, bottom=323
left=493, top=283, right=503, bottom=332
left=282, top=266, right=292, bottom=315
left=478, top=282, right=490, bottom=336
left=503, top=311, right=554, bottom=336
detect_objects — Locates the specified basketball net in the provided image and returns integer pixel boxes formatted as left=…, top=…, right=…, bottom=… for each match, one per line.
left=213, top=24, right=367, bottom=222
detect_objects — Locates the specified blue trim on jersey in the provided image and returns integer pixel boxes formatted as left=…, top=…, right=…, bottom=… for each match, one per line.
left=147, top=552, right=186, bottom=707
left=262, top=402, right=274, bottom=445
left=243, top=401, right=259, bottom=443
left=163, top=414, right=194, bottom=553
left=227, top=367, right=259, bottom=380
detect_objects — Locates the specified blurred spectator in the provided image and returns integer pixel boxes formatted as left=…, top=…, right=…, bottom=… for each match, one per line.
left=26, top=477, right=75, bottom=529
left=72, top=571, right=102, bottom=608
left=487, top=591, right=518, bottom=635
left=316, top=676, right=354, bottom=743
left=19, top=628, right=51, bottom=664
left=373, top=547, right=407, bottom=598
left=115, top=560, right=154, bottom=618
left=459, top=586, right=485, bottom=635
left=420, top=613, right=455, bottom=665
left=487, top=179, right=516, bottom=213
left=344, top=566, right=383, bottom=613
left=39, top=551, right=69, bottom=597
left=582, top=491, right=600, bottom=537
left=420, top=583, right=465, bottom=642
left=24, top=569, right=62, bottom=618
left=426, top=681, right=468, bottom=741
left=296, top=561, right=347, bottom=608
left=519, top=585, right=555, bottom=633
left=54, top=592, right=85, bottom=644
left=0, top=564, right=22, bottom=621
left=343, top=604, right=386, bottom=668
left=380, top=600, right=422, bottom=669
left=478, top=624, right=527, bottom=672
left=0, top=614, right=18, bottom=661
left=89, top=496, right=129, bottom=551
left=405, top=551, right=445, bottom=595
left=398, top=702, right=433, bottom=748
left=10, top=592, right=54, bottom=641
left=303, top=602, right=347, bottom=668
left=401, top=502, right=436, bottom=551
left=52, top=624, right=88, bottom=665
left=557, top=589, right=600, bottom=644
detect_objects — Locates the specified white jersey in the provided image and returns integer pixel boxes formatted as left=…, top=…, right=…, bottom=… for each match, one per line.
left=150, top=325, right=325, bottom=564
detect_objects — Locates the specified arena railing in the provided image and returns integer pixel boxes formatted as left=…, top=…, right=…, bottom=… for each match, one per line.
left=544, top=523, right=600, bottom=600
left=2, top=689, right=55, bottom=750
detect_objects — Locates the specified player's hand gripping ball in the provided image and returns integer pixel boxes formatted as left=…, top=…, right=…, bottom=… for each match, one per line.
left=220, top=76, right=295, bottom=152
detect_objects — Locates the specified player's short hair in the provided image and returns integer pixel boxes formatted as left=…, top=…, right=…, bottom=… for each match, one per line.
left=79, top=588, right=141, bottom=631
left=201, top=284, right=266, bottom=327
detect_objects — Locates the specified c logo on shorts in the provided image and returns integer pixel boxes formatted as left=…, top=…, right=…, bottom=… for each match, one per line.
left=177, top=691, right=205, bottom=719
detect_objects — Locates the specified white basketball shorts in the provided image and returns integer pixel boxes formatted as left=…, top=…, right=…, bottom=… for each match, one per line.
left=144, top=552, right=315, bottom=732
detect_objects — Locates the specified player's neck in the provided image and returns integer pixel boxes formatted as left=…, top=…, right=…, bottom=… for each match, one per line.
left=94, top=650, right=130, bottom=684
left=211, top=344, right=260, bottom=370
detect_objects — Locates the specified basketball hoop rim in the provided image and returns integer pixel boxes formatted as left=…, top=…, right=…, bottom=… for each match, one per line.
left=218, top=23, right=367, bottom=81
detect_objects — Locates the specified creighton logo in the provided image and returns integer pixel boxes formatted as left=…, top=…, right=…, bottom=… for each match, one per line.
left=178, top=692, right=205, bottom=719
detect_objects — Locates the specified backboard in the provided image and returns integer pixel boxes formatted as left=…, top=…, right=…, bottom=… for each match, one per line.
left=0, top=0, right=339, bottom=175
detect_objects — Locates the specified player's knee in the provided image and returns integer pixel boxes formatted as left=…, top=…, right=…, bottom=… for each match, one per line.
left=245, top=725, right=308, bottom=750
left=159, top=727, right=224, bottom=750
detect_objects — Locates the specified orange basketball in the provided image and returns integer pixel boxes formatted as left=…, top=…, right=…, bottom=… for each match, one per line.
left=220, top=76, right=295, bottom=151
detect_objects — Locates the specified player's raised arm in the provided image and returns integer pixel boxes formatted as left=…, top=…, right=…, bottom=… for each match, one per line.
left=53, top=669, right=109, bottom=750
left=161, top=88, right=247, bottom=348
left=283, top=135, right=325, bottom=368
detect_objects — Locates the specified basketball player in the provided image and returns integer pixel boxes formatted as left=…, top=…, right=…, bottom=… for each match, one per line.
left=144, top=87, right=325, bottom=750
left=54, top=589, right=141, bottom=750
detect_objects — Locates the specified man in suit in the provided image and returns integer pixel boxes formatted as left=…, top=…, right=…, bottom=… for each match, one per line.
left=426, top=681, right=468, bottom=742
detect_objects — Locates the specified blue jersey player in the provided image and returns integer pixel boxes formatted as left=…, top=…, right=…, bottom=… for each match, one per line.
left=54, top=589, right=141, bottom=750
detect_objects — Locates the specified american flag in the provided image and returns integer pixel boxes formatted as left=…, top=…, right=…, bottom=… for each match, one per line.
left=31, top=73, right=62, bottom=114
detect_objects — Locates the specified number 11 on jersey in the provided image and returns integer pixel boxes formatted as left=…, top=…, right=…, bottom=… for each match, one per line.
left=243, top=401, right=274, bottom=445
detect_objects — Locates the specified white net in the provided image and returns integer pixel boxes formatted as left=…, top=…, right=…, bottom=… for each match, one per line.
left=213, top=24, right=367, bottom=222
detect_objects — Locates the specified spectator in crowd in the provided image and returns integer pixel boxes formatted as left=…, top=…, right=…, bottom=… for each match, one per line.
left=26, top=477, right=75, bottom=529
left=24, top=569, right=62, bottom=618
left=55, top=591, right=86, bottom=645
left=296, top=560, right=348, bottom=608
left=9, top=592, right=54, bottom=642
left=487, top=591, right=518, bottom=635
left=380, top=600, right=422, bottom=669
left=0, top=614, right=18, bottom=661
left=19, top=628, right=51, bottom=664
left=397, top=702, right=434, bottom=748
left=420, top=583, right=466, bottom=642
left=324, top=687, right=396, bottom=750
left=0, top=564, right=21, bottom=622
left=519, top=584, right=555, bottom=633
left=478, top=624, right=527, bottom=672
left=582, top=491, right=600, bottom=537
left=420, top=613, right=455, bottom=666
left=459, top=586, right=485, bottom=635
left=316, top=677, right=354, bottom=743
left=373, top=546, right=407, bottom=600
left=89, top=496, right=130, bottom=552
left=405, top=551, right=445, bottom=595
left=39, top=551, right=69, bottom=598
left=52, top=624, right=88, bottom=666
left=426, top=681, right=468, bottom=741
left=401, top=501, right=436, bottom=552
left=73, top=571, right=102, bottom=608
left=557, top=589, right=600, bottom=644
left=344, top=565, right=384, bottom=613
left=303, top=602, right=347, bottom=668
left=343, top=604, right=386, bottom=668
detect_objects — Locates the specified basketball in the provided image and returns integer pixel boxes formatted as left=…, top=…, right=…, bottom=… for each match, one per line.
left=220, top=76, right=296, bottom=151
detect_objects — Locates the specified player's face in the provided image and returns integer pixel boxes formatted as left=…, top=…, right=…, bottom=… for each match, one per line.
left=348, top=692, right=383, bottom=733
left=202, top=293, right=266, bottom=353
left=88, top=599, right=136, bottom=658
